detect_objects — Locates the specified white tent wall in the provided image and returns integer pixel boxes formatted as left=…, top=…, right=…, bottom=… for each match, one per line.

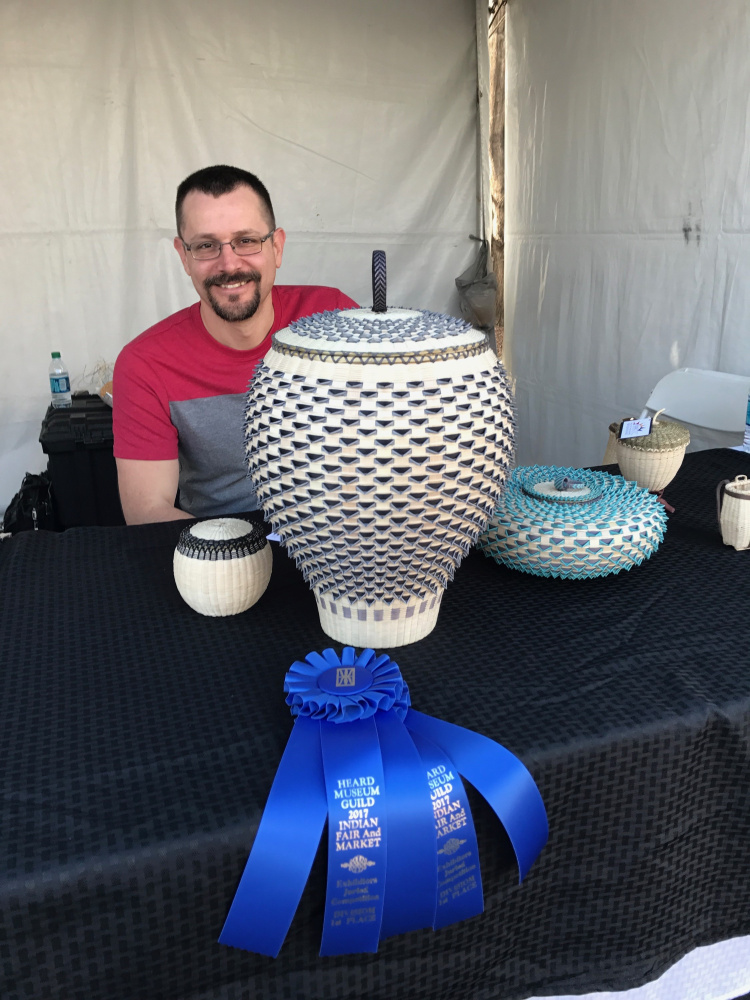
left=505, top=0, right=750, bottom=468
left=0, top=0, right=483, bottom=519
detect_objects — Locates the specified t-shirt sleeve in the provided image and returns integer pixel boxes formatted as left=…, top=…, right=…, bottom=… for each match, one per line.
left=335, top=289, right=359, bottom=309
left=112, top=344, right=178, bottom=461
left=272, top=286, right=360, bottom=332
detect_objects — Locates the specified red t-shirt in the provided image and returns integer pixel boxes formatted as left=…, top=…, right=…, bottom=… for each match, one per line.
left=113, top=285, right=357, bottom=516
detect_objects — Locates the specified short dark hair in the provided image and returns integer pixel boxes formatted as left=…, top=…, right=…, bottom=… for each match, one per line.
left=175, top=165, right=276, bottom=236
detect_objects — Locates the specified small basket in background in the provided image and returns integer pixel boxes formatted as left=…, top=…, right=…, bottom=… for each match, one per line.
left=717, top=474, right=750, bottom=551
left=614, top=411, right=690, bottom=492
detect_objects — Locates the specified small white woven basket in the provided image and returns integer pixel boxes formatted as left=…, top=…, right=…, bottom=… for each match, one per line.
left=173, top=518, right=272, bottom=616
left=717, top=474, right=750, bottom=551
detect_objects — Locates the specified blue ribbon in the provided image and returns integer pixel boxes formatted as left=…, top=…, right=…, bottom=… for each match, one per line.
left=220, top=648, right=547, bottom=957
left=218, top=716, right=327, bottom=957
left=375, top=709, right=437, bottom=939
left=404, top=710, right=548, bottom=882
left=409, top=728, right=484, bottom=928
left=319, top=716, right=386, bottom=955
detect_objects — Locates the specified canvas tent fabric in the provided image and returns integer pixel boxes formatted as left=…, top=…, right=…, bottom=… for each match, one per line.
left=0, top=0, right=483, bottom=519
left=504, top=0, right=750, bottom=469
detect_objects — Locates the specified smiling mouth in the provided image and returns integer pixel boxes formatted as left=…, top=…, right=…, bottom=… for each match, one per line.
left=218, top=280, right=249, bottom=290
left=205, top=270, right=261, bottom=292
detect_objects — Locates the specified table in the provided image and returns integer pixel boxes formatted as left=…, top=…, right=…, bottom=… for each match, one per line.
left=2, top=449, right=750, bottom=1000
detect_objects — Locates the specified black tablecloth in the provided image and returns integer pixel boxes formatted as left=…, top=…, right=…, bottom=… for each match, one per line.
left=2, top=449, right=750, bottom=1000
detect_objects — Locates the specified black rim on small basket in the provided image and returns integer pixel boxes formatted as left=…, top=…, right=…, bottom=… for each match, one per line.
left=176, top=520, right=268, bottom=559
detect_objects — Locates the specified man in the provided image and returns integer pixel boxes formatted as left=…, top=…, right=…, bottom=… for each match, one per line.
left=113, top=165, right=357, bottom=524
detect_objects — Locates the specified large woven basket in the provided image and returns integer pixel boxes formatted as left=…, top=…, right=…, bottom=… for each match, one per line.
left=614, top=413, right=689, bottom=492
left=244, top=303, right=514, bottom=647
left=717, top=474, right=750, bottom=551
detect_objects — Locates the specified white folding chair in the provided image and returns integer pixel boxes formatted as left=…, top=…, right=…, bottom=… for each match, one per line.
left=644, top=368, right=750, bottom=433
left=604, top=368, right=750, bottom=463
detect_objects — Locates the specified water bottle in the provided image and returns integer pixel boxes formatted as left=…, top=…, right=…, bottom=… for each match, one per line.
left=49, top=351, right=72, bottom=408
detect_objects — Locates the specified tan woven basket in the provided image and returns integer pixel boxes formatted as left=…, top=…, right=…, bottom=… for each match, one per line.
left=717, top=474, right=750, bottom=551
left=602, top=422, right=620, bottom=465
left=614, top=413, right=689, bottom=492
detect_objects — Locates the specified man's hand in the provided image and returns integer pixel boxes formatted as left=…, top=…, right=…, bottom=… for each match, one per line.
left=115, top=457, right=193, bottom=525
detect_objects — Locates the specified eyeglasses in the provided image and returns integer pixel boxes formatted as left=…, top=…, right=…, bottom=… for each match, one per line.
left=182, top=228, right=277, bottom=260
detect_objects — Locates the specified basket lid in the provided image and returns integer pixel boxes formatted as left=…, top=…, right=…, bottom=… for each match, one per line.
left=617, top=413, right=690, bottom=451
left=273, top=308, right=486, bottom=363
left=491, top=464, right=666, bottom=530
left=521, top=471, right=604, bottom=504
left=272, top=249, right=488, bottom=364
left=726, top=473, right=750, bottom=494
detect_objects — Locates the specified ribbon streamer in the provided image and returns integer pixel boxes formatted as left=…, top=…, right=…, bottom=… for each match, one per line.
left=409, top=728, right=484, bottom=928
left=220, top=647, right=548, bottom=958
left=319, top=715, right=387, bottom=955
left=375, top=709, right=437, bottom=939
left=218, top=716, right=327, bottom=957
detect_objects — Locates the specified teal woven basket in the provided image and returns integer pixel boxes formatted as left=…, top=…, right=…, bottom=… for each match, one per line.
left=477, top=465, right=668, bottom=580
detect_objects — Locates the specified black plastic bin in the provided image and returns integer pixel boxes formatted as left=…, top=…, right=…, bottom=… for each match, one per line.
left=39, top=392, right=125, bottom=528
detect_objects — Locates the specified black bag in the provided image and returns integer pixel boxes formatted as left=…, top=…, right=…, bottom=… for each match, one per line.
left=455, top=236, right=498, bottom=337
left=2, top=469, right=60, bottom=533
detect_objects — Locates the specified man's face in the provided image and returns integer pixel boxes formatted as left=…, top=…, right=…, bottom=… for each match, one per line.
left=174, top=185, right=285, bottom=323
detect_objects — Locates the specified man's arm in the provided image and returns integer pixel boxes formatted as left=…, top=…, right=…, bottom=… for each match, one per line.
left=116, top=457, right=193, bottom=525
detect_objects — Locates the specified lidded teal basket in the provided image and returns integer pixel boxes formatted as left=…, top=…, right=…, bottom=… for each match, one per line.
left=477, top=465, right=668, bottom=580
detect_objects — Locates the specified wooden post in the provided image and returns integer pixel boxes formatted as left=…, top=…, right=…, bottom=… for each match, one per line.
left=489, top=1, right=506, bottom=356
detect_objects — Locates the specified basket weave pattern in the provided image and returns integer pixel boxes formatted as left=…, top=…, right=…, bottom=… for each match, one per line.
left=173, top=519, right=272, bottom=616
left=244, top=309, right=515, bottom=647
left=614, top=415, right=689, bottom=491
left=478, top=465, right=668, bottom=580
left=602, top=422, right=620, bottom=465
left=614, top=444, right=686, bottom=492
left=718, top=475, right=750, bottom=551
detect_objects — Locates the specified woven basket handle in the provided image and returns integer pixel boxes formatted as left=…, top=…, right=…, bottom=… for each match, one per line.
left=716, top=479, right=730, bottom=525
left=372, top=250, right=387, bottom=313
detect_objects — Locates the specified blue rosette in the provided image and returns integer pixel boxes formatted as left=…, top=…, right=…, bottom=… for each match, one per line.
left=285, top=647, right=410, bottom=723
left=219, top=648, right=548, bottom=958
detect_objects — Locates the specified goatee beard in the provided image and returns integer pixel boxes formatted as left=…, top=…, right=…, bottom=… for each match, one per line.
left=204, top=269, right=262, bottom=322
